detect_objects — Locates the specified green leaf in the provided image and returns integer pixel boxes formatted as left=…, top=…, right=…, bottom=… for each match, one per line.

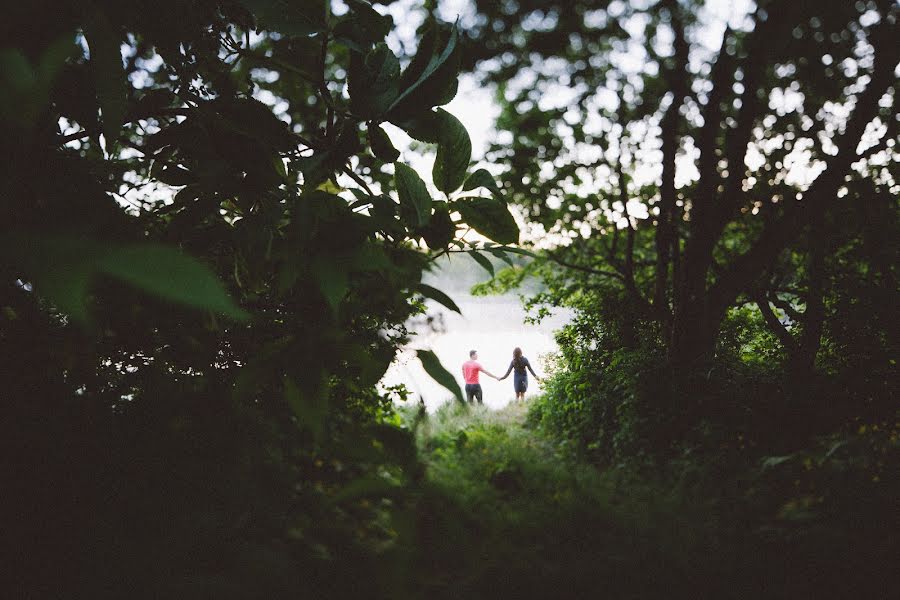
left=368, top=122, right=400, bottom=162
left=468, top=250, right=495, bottom=276
left=453, top=197, right=519, bottom=244
left=495, top=245, right=537, bottom=258
left=96, top=244, right=249, bottom=320
left=348, top=43, right=400, bottom=119
left=432, top=109, right=471, bottom=194
left=420, top=202, right=456, bottom=249
left=3, top=235, right=248, bottom=322
left=83, top=12, right=126, bottom=146
left=417, top=349, right=464, bottom=404
left=211, top=97, right=297, bottom=151
left=485, top=247, right=514, bottom=267
left=284, top=373, right=329, bottom=438
left=333, top=0, right=393, bottom=50
left=0, top=35, right=74, bottom=126
left=462, top=168, right=503, bottom=198
left=416, top=283, right=461, bottom=313
left=312, top=259, right=349, bottom=311
left=388, top=22, right=460, bottom=116
left=16, top=237, right=100, bottom=322
left=394, top=162, right=432, bottom=227
left=397, top=21, right=437, bottom=90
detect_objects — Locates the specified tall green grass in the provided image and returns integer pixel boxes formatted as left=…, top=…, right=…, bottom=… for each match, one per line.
left=399, top=399, right=896, bottom=599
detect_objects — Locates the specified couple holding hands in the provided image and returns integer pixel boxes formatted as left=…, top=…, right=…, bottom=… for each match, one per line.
left=461, top=347, right=541, bottom=404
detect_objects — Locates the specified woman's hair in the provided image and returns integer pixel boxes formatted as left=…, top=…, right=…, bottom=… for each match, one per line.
left=512, top=347, right=524, bottom=368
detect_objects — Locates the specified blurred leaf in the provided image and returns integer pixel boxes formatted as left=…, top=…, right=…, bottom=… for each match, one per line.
left=417, top=349, right=464, bottom=404
left=453, top=197, right=519, bottom=244
left=96, top=244, right=249, bottom=320
left=394, top=163, right=432, bottom=227
left=485, top=247, right=514, bottom=267
left=468, top=250, right=495, bottom=276
left=417, top=283, right=461, bottom=313
left=284, top=374, right=329, bottom=438
left=313, top=259, right=349, bottom=311
left=495, top=245, right=537, bottom=258
left=3, top=235, right=248, bottom=322
left=432, top=109, right=471, bottom=194
left=0, top=35, right=74, bottom=126
left=369, top=423, right=417, bottom=467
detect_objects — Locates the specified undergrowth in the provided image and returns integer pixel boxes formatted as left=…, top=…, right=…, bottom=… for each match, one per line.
left=399, top=400, right=896, bottom=600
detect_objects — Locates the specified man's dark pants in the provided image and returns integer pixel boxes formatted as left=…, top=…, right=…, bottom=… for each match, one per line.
left=465, top=383, right=483, bottom=404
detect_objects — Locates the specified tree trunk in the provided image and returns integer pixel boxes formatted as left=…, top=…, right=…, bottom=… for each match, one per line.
left=669, top=296, right=723, bottom=367
left=792, top=213, right=826, bottom=374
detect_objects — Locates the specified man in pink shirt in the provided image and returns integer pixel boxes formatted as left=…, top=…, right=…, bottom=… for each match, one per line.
left=461, top=349, right=499, bottom=404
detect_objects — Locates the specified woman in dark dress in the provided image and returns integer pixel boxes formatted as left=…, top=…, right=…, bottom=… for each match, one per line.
left=499, top=347, right=541, bottom=402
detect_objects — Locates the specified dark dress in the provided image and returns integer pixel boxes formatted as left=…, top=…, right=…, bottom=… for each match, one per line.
left=509, top=357, right=532, bottom=393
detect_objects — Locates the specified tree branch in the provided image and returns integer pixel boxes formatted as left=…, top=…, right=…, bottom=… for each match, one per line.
left=755, top=293, right=797, bottom=351
left=709, top=15, right=900, bottom=314
left=653, top=0, right=690, bottom=313
left=545, top=249, right=625, bottom=281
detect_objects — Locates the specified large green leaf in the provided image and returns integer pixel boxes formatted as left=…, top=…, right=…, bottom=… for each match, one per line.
left=349, top=43, right=400, bottom=119
left=416, top=283, right=461, bottom=313
left=420, top=202, right=456, bottom=249
left=312, top=258, right=349, bottom=311
left=453, top=197, right=519, bottom=244
left=4, top=235, right=248, bottom=322
left=96, top=244, right=249, bottom=320
left=394, top=163, right=432, bottom=227
left=388, top=22, right=460, bottom=116
left=0, top=35, right=73, bottom=126
left=397, top=21, right=437, bottom=90
left=432, top=109, right=471, bottom=194
left=417, top=349, right=464, bottom=404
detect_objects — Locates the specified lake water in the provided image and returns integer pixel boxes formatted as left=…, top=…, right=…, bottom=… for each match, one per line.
left=380, top=268, right=572, bottom=411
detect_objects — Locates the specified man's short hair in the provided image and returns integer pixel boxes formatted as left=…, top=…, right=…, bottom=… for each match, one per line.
left=469, top=350, right=477, bottom=358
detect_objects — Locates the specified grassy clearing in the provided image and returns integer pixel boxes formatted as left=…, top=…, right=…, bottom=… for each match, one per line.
left=404, top=400, right=732, bottom=599
left=401, top=400, right=896, bottom=599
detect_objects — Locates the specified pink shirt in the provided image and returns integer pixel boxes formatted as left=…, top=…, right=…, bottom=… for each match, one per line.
left=462, top=360, right=482, bottom=384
